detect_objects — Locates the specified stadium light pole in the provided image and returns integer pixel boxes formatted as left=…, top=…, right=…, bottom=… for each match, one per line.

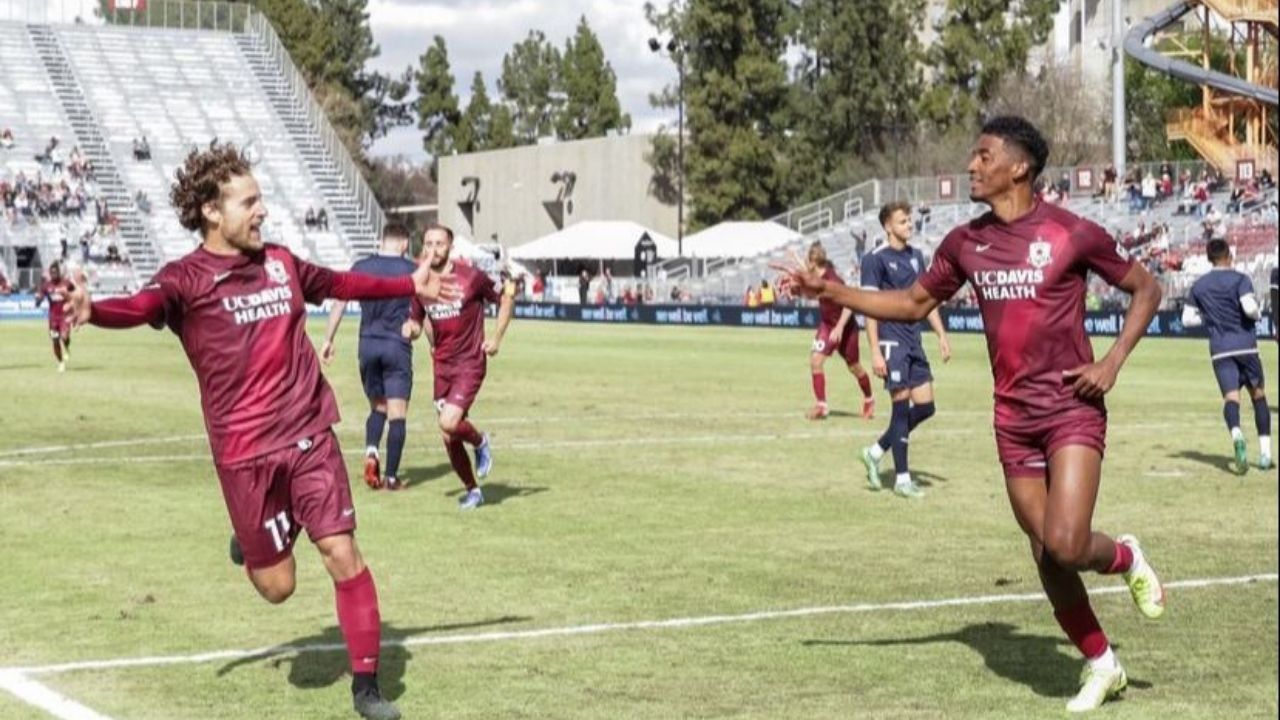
left=650, top=36, right=685, bottom=258
left=1112, top=0, right=1127, bottom=179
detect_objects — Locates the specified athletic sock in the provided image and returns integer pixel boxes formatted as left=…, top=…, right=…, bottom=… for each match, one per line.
left=385, top=419, right=406, bottom=479
left=868, top=442, right=885, bottom=461
left=887, top=399, right=910, bottom=475
left=1103, top=540, right=1133, bottom=575
left=907, top=401, right=936, bottom=432
left=334, top=568, right=381, bottom=675
left=894, top=472, right=911, bottom=488
left=1054, top=600, right=1110, bottom=660
left=364, top=411, right=387, bottom=453
left=811, top=372, right=827, bottom=403
left=856, top=373, right=873, bottom=399
left=456, top=419, right=484, bottom=447
left=1088, top=646, right=1120, bottom=672
left=1253, top=397, right=1271, bottom=448
left=445, top=437, right=477, bottom=490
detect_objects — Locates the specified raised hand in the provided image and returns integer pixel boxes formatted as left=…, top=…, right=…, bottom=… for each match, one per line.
left=64, top=269, right=92, bottom=328
left=412, top=261, right=459, bottom=304
left=769, top=249, right=825, bottom=299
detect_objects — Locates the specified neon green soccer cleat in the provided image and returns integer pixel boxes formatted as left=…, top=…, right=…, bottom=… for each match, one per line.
left=1066, top=664, right=1127, bottom=713
left=1234, top=437, right=1249, bottom=474
left=1117, top=534, right=1165, bottom=620
left=860, top=446, right=882, bottom=491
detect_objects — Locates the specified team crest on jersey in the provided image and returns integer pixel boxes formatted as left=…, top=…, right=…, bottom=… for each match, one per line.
left=1027, top=240, right=1053, bottom=270
left=1114, top=241, right=1130, bottom=260
left=265, top=258, right=289, bottom=285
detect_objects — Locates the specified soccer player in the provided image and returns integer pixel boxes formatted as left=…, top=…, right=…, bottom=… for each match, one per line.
left=405, top=224, right=514, bottom=510
left=805, top=242, right=875, bottom=420
left=62, top=142, right=456, bottom=720
left=35, top=260, right=73, bottom=372
left=775, top=117, right=1166, bottom=713
left=1182, top=239, right=1271, bottom=472
left=859, top=202, right=952, bottom=498
left=321, top=223, right=419, bottom=490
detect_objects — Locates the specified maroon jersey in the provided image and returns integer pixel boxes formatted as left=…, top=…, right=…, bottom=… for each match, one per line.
left=89, top=244, right=413, bottom=465
left=918, top=202, right=1134, bottom=419
left=817, top=265, right=846, bottom=327
left=415, top=263, right=500, bottom=369
left=38, top=279, right=71, bottom=325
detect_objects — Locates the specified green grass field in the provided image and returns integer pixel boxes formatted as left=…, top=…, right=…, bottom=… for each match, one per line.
left=0, top=318, right=1276, bottom=720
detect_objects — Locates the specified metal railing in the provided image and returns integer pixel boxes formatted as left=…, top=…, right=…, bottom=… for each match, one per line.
left=244, top=9, right=387, bottom=240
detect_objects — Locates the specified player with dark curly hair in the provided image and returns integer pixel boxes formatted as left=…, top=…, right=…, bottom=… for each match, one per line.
left=63, top=140, right=456, bottom=720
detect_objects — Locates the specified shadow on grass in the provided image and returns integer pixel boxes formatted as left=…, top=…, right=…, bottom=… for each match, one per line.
left=398, top=462, right=453, bottom=488
left=444, top=482, right=550, bottom=506
left=867, top=468, right=950, bottom=491
left=1170, top=450, right=1238, bottom=475
left=802, top=622, right=1150, bottom=699
left=216, top=616, right=530, bottom=699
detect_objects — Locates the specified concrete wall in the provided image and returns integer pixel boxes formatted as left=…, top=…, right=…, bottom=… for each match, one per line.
left=1057, top=0, right=1174, bottom=83
left=437, top=133, right=678, bottom=248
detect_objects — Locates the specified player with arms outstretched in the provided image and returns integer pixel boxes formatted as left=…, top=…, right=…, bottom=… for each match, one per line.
left=1182, top=239, right=1271, bottom=472
left=405, top=224, right=515, bottom=510
left=322, top=223, right=419, bottom=490
left=35, top=260, right=73, bottom=372
left=63, top=142, right=456, bottom=720
left=805, top=242, right=875, bottom=420
left=860, top=202, right=951, bottom=498
left=776, top=117, right=1166, bottom=713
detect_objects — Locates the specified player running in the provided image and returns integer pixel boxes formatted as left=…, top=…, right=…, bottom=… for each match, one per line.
left=63, top=142, right=456, bottom=720
left=1181, top=239, right=1271, bottom=472
left=775, top=117, right=1166, bottom=713
left=35, top=260, right=73, bottom=372
left=859, top=202, right=952, bottom=498
left=805, top=242, right=875, bottom=420
left=405, top=224, right=514, bottom=510
left=322, top=223, right=419, bottom=490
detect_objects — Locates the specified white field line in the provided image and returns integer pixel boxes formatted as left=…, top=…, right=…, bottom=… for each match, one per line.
left=3, top=572, right=1275, bottom=679
left=0, top=671, right=115, bottom=720
left=0, top=409, right=1220, bottom=459
left=0, top=421, right=1221, bottom=469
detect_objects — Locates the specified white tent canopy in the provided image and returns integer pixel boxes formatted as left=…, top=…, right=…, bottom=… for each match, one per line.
left=681, top=221, right=800, bottom=258
left=510, top=221, right=677, bottom=261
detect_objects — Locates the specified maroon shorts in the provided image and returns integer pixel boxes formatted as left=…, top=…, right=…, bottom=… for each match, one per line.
left=214, top=429, right=356, bottom=570
left=48, top=316, right=70, bottom=338
left=994, top=405, right=1107, bottom=480
left=813, top=324, right=860, bottom=364
left=433, top=360, right=486, bottom=414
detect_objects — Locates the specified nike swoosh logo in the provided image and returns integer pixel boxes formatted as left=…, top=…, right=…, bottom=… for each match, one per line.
left=342, top=508, right=356, bottom=517
left=975, top=244, right=992, bottom=253
left=212, top=271, right=233, bottom=284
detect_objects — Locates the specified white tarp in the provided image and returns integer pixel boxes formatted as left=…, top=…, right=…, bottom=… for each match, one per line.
left=681, top=221, right=800, bottom=258
left=509, top=221, right=677, bottom=261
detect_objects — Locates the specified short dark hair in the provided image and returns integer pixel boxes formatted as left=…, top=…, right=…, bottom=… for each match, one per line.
left=1206, top=238, right=1231, bottom=263
left=382, top=222, right=410, bottom=241
left=980, top=116, right=1050, bottom=181
left=879, top=200, right=912, bottom=228
left=170, top=140, right=252, bottom=233
left=424, top=223, right=454, bottom=243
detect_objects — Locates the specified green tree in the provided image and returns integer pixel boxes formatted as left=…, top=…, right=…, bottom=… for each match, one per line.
left=499, top=31, right=563, bottom=143
left=457, top=71, right=518, bottom=153
left=647, top=0, right=794, bottom=229
left=918, top=0, right=1060, bottom=129
left=557, top=16, right=631, bottom=140
left=415, top=35, right=462, bottom=158
left=789, top=0, right=925, bottom=198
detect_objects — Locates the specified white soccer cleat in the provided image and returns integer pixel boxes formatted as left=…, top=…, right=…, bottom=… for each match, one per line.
left=1118, top=534, right=1165, bottom=620
left=57, top=361, right=65, bottom=373
left=1066, top=663, right=1127, bottom=713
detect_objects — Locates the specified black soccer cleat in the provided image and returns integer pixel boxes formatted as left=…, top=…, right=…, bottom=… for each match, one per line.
left=229, top=535, right=244, bottom=567
left=352, top=685, right=401, bottom=720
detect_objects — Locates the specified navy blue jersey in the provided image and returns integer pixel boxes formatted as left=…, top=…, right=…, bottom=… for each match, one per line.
left=1188, top=268, right=1258, bottom=358
left=351, top=253, right=418, bottom=344
left=860, top=243, right=928, bottom=348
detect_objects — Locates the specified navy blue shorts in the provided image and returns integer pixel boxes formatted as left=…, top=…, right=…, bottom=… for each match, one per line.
left=881, top=342, right=933, bottom=391
left=359, top=338, right=414, bottom=401
left=1212, top=353, right=1265, bottom=395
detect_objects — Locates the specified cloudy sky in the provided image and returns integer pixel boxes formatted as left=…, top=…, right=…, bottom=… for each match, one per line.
left=365, top=0, right=680, bottom=160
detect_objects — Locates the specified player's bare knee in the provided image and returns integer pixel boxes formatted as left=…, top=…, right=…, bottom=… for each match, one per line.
left=439, top=416, right=460, bottom=434
left=1044, top=531, right=1090, bottom=569
left=254, top=578, right=295, bottom=605
left=809, top=356, right=824, bottom=373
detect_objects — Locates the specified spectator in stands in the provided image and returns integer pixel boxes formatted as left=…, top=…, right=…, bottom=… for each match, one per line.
left=304, top=207, right=316, bottom=228
left=38, top=136, right=58, bottom=165
left=0, top=128, right=13, bottom=150
left=744, top=284, right=760, bottom=308
left=602, top=267, right=614, bottom=302
left=532, top=270, right=546, bottom=302
left=1102, top=164, right=1118, bottom=203
left=1203, top=205, right=1224, bottom=241
left=132, top=135, right=151, bottom=161
left=1259, top=169, right=1275, bottom=190
left=759, top=279, right=777, bottom=307
left=134, top=189, right=151, bottom=214
left=1159, top=173, right=1173, bottom=200
left=316, top=207, right=329, bottom=230
left=1055, top=171, right=1071, bottom=197
left=915, top=204, right=932, bottom=232
left=1193, top=182, right=1210, bottom=217
left=621, top=285, right=636, bottom=306
left=578, top=268, right=590, bottom=305
left=1141, top=172, right=1158, bottom=211
left=670, top=285, right=683, bottom=302
left=79, top=232, right=91, bottom=264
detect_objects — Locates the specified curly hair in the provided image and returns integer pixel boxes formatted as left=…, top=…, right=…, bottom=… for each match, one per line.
left=169, top=140, right=252, bottom=233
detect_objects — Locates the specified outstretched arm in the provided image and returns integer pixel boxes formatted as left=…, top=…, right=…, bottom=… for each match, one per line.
left=73, top=286, right=167, bottom=329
